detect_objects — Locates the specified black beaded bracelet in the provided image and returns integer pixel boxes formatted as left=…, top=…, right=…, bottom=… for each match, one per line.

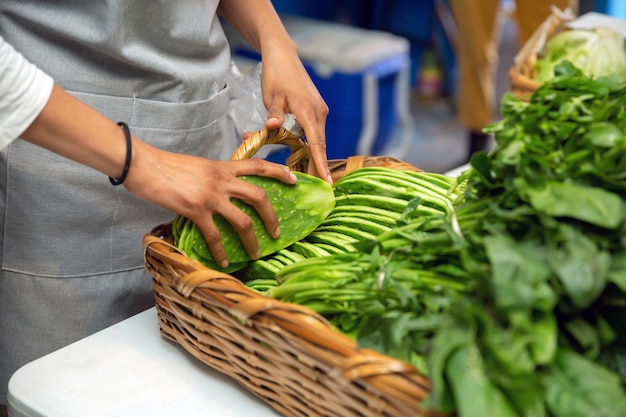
left=109, top=121, right=132, bottom=186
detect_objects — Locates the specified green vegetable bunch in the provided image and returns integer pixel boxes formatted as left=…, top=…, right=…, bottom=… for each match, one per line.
left=429, top=61, right=626, bottom=417
left=268, top=62, right=626, bottom=417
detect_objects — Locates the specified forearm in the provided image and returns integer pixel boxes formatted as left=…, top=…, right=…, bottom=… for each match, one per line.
left=20, top=84, right=130, bottom=181
left=217, top=0, right=297, bottom=56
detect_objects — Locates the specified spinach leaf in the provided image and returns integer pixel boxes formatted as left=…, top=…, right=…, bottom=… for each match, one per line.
left=446, top=344, right=519, bottom=417
left=549, top=225, right=610, bottom=309
left=543, top=349, right=626, bottom=417
left=523, top=181, right=623, bottom=229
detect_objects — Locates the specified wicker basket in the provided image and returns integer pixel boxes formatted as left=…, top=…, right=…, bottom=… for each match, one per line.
left=143, top=125, right=436, bottom=417
left=509, top=6, right=576, bottom=100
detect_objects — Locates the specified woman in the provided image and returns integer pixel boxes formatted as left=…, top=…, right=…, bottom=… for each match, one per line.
left=0, top=0, right=330, bottom=412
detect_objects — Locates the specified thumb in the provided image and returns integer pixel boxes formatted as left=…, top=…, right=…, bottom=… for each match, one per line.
left=265, top=102, right=285, bottom=130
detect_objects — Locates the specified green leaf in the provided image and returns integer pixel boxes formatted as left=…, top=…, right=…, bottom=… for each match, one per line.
left=598, top=346, right=626, bottom=385
left=498, top=373, right=548, bottom=417
left=177, top=171, right=335, bottom=269
left=585, top=122, right=624, bottom=147
left=482, top=321, right=536, bottom=375
left=608, top=251, right=626, bottom=292
left=445, top=344, right=519, bottom=417
left=484, top=234, right=555, bottom=312
left=528, top=312, right=558, bottom=365
left=523, top=181, right=623, bottom=229
left=424, top=321, right=474, bottom=413
left=400, top=196, right=424, bottom=223
left=468, top=152, right=496, bottom=187
left=543, top=349, right=626, bottom=417
left=499, top=139, right=525, bottom=166
left=482, top=310, right=556, bottom=376
left=549, top=225, right=610, bottom=309
left=564, top=317, right=602, bottom=358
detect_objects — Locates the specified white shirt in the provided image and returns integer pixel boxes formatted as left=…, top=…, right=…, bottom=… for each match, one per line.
left=0, top=35, right=53, bottom=150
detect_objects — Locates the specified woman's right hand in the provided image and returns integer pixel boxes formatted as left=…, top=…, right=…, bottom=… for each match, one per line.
left=124, top=138, right=298, bottom=268
left=20, top=84, right=295, bottom=269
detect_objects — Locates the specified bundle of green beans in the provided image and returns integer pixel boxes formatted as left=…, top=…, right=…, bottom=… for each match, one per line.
left=241, top=166, right=472, bottom=374
left=243, top=167, right=462, bottom=290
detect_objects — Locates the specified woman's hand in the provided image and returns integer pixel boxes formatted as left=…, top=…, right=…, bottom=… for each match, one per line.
left=124, top=139, right=297, bottom=268
left=259, top=41, right=332, bottom=183
left=218, top=0, right=332, bottom=184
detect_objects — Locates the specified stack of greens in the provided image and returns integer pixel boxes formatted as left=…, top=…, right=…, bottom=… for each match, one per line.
left=424, top=61, right=626, bottom=417
left=243, top=167, right=460, bottom=290
left=264, top=62, right=626, bottom=417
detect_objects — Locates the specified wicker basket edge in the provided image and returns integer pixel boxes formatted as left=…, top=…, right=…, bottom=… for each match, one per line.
left=509, top=6, right=576, bottom=100
left=143, top=224, right=434, bottom=417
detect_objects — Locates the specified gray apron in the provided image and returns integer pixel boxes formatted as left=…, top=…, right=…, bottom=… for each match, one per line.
left=0, top=0, right=237, bottom=404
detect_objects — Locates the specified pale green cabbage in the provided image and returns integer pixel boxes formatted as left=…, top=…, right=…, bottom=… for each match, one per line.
left=535, top=26, right=626, bottom=83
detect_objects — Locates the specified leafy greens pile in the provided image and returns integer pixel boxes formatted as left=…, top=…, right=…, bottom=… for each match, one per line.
left=425, top=61, right=626, bottom=416
left=268, top=62, right=626, bottom=417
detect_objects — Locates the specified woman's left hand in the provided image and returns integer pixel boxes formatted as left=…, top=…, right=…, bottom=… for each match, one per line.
left=259, top=41, right=332, bottom=184
left=217, top=0, right=332, bottom=183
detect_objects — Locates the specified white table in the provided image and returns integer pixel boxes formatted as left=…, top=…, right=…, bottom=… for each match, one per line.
left=7, top=308, right=282, bottom=417
left=444, top=163, right=470, bottom=178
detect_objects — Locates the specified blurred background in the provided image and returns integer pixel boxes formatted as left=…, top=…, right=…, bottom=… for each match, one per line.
left=226, top=0, right=626, bottom=173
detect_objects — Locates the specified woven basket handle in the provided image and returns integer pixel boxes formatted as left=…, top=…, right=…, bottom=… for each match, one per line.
left=231, top=126, right=310, bottom=173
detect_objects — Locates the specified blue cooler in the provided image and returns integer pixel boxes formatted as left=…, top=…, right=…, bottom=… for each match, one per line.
left=228, top=16, right=413, bottom=160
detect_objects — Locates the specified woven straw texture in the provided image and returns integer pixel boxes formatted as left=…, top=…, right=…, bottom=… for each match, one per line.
left=509, top=6, right=576, bottom=100
left=230, top=124, right=421, bottom=181
left=143, top=125, right=437, bottom=416
left=145, top=223, right=432, bottom=417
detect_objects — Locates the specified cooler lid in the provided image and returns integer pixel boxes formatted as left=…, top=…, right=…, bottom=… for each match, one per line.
left=280, top=16, right=410, bottom=73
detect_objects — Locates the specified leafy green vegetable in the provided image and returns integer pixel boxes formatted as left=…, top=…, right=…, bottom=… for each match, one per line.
left=543, top=349, right=626, bottom=417
left=438, top=62, right=626, bottom=415
left=535, top=27, right=626, bottom=83
left=242, top=167, right=461, bottom=287
left=260, top=61, right=626, bottom=416
left=174, top=171, right=335, bottom=271
left=522, top=180, right=623, bottom=229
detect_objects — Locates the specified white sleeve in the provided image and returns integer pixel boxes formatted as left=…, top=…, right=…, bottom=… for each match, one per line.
left=0, top=35, right=54, bottom=150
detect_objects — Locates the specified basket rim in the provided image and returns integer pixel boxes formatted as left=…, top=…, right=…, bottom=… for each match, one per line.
left=508, top=5, right=576, bottom=100
left=143, top=222, right=433, bottom=416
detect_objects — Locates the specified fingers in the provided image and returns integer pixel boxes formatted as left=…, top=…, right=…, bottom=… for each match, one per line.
left=233, top=181, right=281, bottom=241
left=259, top=49, right=332, bottom=184
left=208, top=202, right=262, bottom=267
left=194, top=214, right=230, bottom=269
left=237, top=158, right=298, bottom=184
left=297, top=110, right=332, bottom=184
left=266, top=97, right=332, bottom=184
left=195, top=159, right=296, bottom=267
left=195, top=206, right=262, bottom=270
left=293, top=109, right=333, bottom=184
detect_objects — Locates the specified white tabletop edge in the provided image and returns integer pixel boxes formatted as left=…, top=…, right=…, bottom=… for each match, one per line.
left=7, top=308, right=282, bottom=417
